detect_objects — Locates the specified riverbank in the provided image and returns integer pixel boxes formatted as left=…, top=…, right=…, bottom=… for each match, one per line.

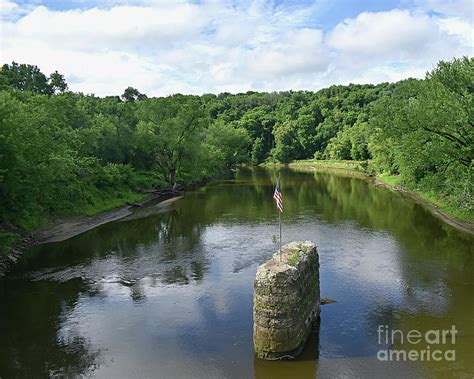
left=266, top=160, right=474, bottom=235
left=0, top=190, right=180, bottom=277
left=0, top=170, right=225, bottom=277
left=373, top=174, right=474, bottom=235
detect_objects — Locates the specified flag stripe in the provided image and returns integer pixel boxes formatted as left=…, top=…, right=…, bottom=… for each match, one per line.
left=273, top=178, right=283, bottom=213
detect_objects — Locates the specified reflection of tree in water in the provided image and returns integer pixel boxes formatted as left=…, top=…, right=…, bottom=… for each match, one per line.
left=153, top=207, right=208, bottom=285
left=0, top=278, right=102, bottom=377
left=15, top=205, right=210, bottom=290
left=17, top=166, right=472, bottom=290
left=280, top=166, right=474, bottom=377
left=128, top=280, right=147, bottom=303
left=363, top=220, right=473, bottom=377
left=364, top=265, right=474, bottom=377
left=162, top=266, right=190, bottom=285
left=3, top=167, right=473, bottom=376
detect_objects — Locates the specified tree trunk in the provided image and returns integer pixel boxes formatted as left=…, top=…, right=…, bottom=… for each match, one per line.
left=167, top=169, right=176, bottom=189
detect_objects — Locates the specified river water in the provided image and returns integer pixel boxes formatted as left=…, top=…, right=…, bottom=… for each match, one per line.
left=0, top=167, right=473, bottom=378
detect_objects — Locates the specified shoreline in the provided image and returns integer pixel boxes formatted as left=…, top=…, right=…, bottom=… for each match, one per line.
left=372, top=178, right=474, bottom=236
left=2, top=163, right=472, bottom=277
left=285, top=161, right=474, bottom=236
left=0, top=172, right=221, bottom=277
left=0, top=191, right=179, bottom=277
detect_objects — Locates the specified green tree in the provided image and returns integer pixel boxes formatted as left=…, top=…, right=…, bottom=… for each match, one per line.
left=251, top=137, right=266, bottom=164
left=369, top=58, right=473, bottom=211
left=271, top=120, right=302, bottom=163
left=326, top=130, right=351, bottom=160
left=0, top=62, right=69, bottom=95
left=414, top=57, right=473, bottom=169
left=0, top=62, right=52, bottom=94
left=122, top=87, right=147, bottom=102
left=205, top=120, right=251, bottom=166
left=136, top=96, right=208, bottom=188
left=49, top=71, right=68, bottom=93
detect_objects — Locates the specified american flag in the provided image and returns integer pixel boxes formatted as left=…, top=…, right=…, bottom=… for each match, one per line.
left=273, top=176, right=283, bottom=213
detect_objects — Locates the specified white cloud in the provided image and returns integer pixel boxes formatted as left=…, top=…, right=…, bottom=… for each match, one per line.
left=201, top=28, right=329, bottom=91
left=327, top=10, right=459, bottom=61
left=4, top=4, right=208, bottom=52
left=324, top=8, right=472, bottom=86
left=244, top=28, right=328, bottom=77
left=0, top=1, right=472, bottom=96
left=0, top=0, right=19, bottom=20
left=0, top=0, right=37, bottom=21
left=436, top=16, right=473, bottom=47
left=0, top=0, right=17, bottom=12
left=416, top=0, right=474, bottom=20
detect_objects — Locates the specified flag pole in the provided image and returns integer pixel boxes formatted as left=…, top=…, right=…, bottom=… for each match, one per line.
left=279, top=173, right=282, bottom=262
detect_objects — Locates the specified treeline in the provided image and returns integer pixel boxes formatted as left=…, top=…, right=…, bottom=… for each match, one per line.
left=0, top=57, right=472, bottom=229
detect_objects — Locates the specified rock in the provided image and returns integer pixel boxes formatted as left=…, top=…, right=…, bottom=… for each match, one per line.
left=321, top=298, right=337, bottom=305
left=253, top=241, right=320, bottom=360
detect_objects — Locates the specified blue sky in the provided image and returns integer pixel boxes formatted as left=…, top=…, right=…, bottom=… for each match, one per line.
left=1, top=0, right=472, bottom=96
left=12, top=0, right=404, bottom=28
left=6, top=0, right=420, bottom=30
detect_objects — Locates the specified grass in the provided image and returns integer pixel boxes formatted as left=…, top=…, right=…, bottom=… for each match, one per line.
left=377, top=173, right=473, bottom=224
left=378, top=173, right=401, bottom=187
left=264, top=159, right=365, bottom=171
left=0, top=184, right=149, bottom=262
left=81, top=190, right=146, bottom=217
left=291, top=159, right=365, bottom=170
left=281, top=159, right=369, bottom=179
left=417, top=190, right=474, bottom=224
left=287, top=250, right=300, bottom=266
left=290, top=159, right=473, bottom=226
left=4, top=187, right=149, bottom=231
left=0, top=170, right=162, bottom=260
left=287, top=244, right=311, bottom=266
left=0, top=232, right=21, bottom=257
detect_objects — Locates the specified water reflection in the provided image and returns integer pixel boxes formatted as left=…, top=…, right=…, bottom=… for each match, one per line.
left=254, top=328, right=320, bottom=379
left=0, top=166, right=472, bottom=378
left=0, top=278, right=102, bottom=377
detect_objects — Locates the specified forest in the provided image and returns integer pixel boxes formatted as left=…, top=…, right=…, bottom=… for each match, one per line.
left=0, top=57, right=472, bottom=232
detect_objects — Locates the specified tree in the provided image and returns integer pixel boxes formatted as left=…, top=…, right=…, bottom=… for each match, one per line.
left=368, top=58, right=473, bottom=210
left=251, top=137, right=266, bottom=164
left=271, top=120, right=302, bottom=163
left=0, top=62, right=69, bottom=95
left=136, top=96, right=208, bottom=188
left=326, top=130, right=351, bottom=160
left=1, top=58, right=472, bottom=229
left=237, top=107, right=276, bottom=159
left=0, top=62, right=52, bottom=94
left=414, top=57, right=473, bottom=169
left=49, top=71, right=68, bottom=93
left=122, top=87, right=147, bottom=102
left=205, top=120, right=251, bottom=166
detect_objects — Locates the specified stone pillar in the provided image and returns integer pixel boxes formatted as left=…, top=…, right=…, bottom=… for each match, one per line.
left=253, top=241, right=320, bottom=360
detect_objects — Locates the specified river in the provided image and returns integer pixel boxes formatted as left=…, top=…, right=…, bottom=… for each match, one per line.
left=0, top=166, right=472, bottom=378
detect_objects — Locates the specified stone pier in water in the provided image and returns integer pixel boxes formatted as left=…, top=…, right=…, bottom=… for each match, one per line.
left=253, top=241, right=320, bottom=360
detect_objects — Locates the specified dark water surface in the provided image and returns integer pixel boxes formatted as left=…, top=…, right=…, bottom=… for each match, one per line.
left=1, top=167, right=473, bottom=378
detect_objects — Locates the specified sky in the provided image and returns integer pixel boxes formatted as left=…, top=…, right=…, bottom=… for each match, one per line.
left=0, top=0, right=473, bottom=96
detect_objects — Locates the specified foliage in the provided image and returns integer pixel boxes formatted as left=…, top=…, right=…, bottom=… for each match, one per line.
left=271, top=120, right=302, bottom=163
left=122, top=86, right=147, bottom=102
left=0, top=62, right=68, bottom=94
left=0, top=232, right=20, bottom=256
left=0, top=57, right=472, bottom=229
left=287, top=251, right=300, bottom=267
left=135, top=95, right=210, bottom=187
left=205, top=120, right=252, bottom=166
left=368, top=58, right=473, bottom=213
